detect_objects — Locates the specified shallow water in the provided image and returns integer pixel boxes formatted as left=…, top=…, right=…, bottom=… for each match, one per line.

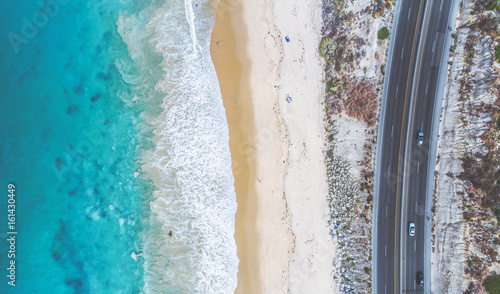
left=0, top=0, right=237, bottom=293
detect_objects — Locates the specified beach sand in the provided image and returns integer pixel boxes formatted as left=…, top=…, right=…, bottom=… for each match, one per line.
left=211, top=2, right=259, bottom=292
left=211, top=0, right=337, bottom=292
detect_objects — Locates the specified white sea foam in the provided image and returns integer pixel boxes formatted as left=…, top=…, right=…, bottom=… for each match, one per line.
left=184, top=0, right=198, bottom=54
left=118, top=0, right=238, bottom=293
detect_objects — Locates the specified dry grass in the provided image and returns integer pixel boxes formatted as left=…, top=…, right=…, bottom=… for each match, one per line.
left=345, top=81, right=378, bottom=126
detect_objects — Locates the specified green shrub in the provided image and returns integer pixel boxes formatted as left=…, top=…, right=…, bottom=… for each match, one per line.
left=494, top=44, right=500, bottom=61
left=484, top=274, right=500, bottom=293
left=320, top=37, right=337, bottom=57
left=377, top=27, right=390, bottom=40
left=487, top=0, right=500, bottom=11
left=494, top=206, right=500, bottom=223
left=450, top=45, right=456, bottom=54
left=364, top=267, right=372, bottom=275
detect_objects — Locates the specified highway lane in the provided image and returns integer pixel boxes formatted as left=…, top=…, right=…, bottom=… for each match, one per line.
left=374, top=0, right=426, bottom=292
left=374, top=0, right=456, bottom=293
left=401, top=0, right=454, bottom=292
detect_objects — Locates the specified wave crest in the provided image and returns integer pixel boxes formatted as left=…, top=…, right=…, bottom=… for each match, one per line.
left=120, top=0, right=239, bottom=293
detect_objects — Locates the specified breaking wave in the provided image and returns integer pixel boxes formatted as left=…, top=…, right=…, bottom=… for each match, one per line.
left=118, top=0, right=238, bottom=293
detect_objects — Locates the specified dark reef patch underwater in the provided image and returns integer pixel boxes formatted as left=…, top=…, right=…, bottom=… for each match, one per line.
left=0, top=0, right=162, bottom=292
left=0, top=0, right=239, bottom=292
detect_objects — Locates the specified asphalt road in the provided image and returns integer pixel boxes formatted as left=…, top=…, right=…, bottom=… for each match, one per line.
left=374, top=0, right=455, bottom=293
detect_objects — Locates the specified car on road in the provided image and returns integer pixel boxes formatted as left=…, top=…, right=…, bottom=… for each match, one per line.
left=417, top=131, right=424, bottom=145
left=409, top=222, right=415, bottom=236
left=417, top=271, right=424, bottom=286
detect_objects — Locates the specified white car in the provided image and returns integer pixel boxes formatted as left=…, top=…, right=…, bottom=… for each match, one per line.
left=409, top=222, right=415, bottom=236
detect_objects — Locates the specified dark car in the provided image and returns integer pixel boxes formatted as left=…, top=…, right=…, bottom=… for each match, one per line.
left=417, top=271, right=424, bottom=286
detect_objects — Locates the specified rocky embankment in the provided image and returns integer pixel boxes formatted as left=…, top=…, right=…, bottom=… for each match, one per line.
left=432, top=0, right=500, bottom=292
left=320, top=0, right=396, bottom=292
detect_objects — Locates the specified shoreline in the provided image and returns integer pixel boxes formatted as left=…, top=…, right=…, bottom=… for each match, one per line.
left=210, top=1, right=260, bottom=292
left=211, top=0, right=336, bottom=292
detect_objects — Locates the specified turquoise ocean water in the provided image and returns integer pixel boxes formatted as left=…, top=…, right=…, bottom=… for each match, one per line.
left=0, top=0, right=238, bottom=293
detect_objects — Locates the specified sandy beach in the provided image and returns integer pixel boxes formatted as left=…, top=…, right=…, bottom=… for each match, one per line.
left=211, top=0, right=337, bottom=293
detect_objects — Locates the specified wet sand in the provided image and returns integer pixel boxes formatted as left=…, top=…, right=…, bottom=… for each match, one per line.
left=210, top=1, right=259, bottom=293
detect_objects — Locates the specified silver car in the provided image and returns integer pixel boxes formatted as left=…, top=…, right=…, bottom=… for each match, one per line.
left=417, top=132, right=424, bottom=145
left=409, top=222, right=415, bottom=236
